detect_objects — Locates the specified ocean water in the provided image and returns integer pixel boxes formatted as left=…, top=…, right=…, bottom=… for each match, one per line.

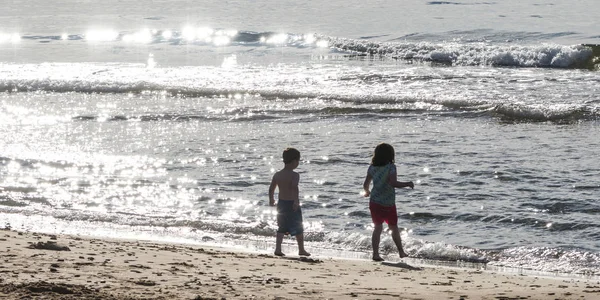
left=1, top=0, right=599, bottom=277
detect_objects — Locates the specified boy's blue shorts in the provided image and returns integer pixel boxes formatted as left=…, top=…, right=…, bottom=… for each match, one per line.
left=277, top=200, right=304, bottom=236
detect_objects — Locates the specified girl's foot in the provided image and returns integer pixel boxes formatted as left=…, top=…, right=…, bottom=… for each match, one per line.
left=372, top=256, right=384, bottom=262
left=274, top=251, right=285, bottom=256
left=299, top=251, right=311, bottom=256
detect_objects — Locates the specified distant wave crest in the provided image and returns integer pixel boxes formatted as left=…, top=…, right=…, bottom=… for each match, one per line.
left=17, top=28, right=600, bottom=70
left=324, top=36, right=598, bottom=70
left=492, top=103, right=597, bottom=122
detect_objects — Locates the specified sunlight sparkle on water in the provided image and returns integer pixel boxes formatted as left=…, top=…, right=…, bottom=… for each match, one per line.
left=182, top=26, right=195, bottom=41
left=6, top=161, right=21, bottom=173
left=316, top=40, right=329, bottom=48
left=303, top=220, right=324, bottom=233
left=147, top=53, right=156, bottom=69
left=213, top=35, right=231, bottom=46
left=218, top=29, right=238, bottom=37
left=266, top=33, right=287, bottom=44
left=122, top=29, right=153, bottom=43
left=181, top=26, right=230, bottom=43
left=85, top=29, right=119, bottom=42
left=196, top=27, right=214, bottom=39
left=0, top=33, right=20, bottom=44
left=161, top=30, right=173, bottom=39
left=304, top=34, right=316, bottom=44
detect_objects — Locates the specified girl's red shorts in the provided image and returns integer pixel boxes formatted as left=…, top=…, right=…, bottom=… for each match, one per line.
left=369, top=201, right=398, bottom=226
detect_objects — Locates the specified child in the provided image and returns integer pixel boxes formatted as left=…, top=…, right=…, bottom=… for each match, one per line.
left=363, top=143, right=414, bottom=261
left=269, top=147, right=310, bottom=257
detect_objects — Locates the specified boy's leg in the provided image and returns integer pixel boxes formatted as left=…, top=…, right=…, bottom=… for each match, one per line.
left=372, top=223, right=384, bottom=261
left=389, top=224, right=408, bottom=258
left=295, top=234, right=311, bottom=256
left=274, top=232, right=285, bottom=256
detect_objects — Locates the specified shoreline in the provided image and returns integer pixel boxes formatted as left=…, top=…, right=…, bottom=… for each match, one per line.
left=1, top=229, right=599, bottom=299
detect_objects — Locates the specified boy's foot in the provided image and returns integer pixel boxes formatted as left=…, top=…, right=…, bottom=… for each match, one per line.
left=299, top=251, right=311, bottom=257
left=399, top=251, right=409, bottom=258
left=372, top=256, right=385, bottom=262
left=274, top=251, right=285, bottom=257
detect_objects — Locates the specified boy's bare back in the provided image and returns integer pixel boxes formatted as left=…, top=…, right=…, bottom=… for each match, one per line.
left=270, top=169, right=299, bottom=201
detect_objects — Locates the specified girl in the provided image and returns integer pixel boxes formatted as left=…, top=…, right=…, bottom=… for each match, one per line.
left=363, top=143, right=414, bottom=261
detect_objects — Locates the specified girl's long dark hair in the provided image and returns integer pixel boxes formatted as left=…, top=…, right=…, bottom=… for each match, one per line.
left=371, top=143, right=395, bottom=166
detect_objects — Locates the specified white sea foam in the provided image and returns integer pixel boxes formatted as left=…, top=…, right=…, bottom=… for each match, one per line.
left=325, top=37, right=595, bottom=68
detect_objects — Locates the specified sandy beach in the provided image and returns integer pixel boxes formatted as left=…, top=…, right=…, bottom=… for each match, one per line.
left=0, top=229, right=598, bottom=300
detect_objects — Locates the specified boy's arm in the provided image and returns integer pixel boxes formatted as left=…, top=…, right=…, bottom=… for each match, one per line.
left=269, top=176, right=277, bottom=206
left=363, top=173, right=372, bottom=197
left=388, top=167, right=414, bottom=189
left=292, top=173, right=300, bottom=211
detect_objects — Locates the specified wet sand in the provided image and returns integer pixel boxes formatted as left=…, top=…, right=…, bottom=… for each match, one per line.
left=0, top=229, right=598, bottom=299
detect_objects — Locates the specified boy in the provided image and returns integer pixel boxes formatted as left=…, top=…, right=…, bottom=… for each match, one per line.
left=269, top=148, right=310, bottom=257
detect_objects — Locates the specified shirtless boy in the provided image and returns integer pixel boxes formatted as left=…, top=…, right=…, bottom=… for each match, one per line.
left=268, top=148, right=310, bottom=257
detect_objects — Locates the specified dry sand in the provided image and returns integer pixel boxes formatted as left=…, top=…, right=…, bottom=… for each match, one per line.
left=0, top=229, right=598, bottom=299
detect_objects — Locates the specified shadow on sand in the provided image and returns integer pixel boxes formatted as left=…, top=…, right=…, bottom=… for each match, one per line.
left=382, top=261, right=423, bottom=270
left=281, top=256, right=323, bottom=264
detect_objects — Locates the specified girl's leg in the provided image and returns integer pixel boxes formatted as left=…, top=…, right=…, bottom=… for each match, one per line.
left=389, top=225, right=408, bottom=258
left=372, top=223, right=384, bottom=261
left=274, top=232, right=285, bottom=256
left=295, top=234, right=311, bottom=256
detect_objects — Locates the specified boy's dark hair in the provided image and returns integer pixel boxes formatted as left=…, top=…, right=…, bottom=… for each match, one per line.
left=371, top=143, right=395, bottom=166
left=283, top=148, right=301, bottom=164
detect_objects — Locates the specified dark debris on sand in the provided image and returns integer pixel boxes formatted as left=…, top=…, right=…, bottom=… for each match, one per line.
left=27, top=241, right=71, bottom=251
left=0, top=281, right=146, bottom=300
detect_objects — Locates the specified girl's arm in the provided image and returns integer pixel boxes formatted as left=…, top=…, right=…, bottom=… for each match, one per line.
left=363, top=173, right=372, bottom=197
left=388, top=166, right=414, bottom=189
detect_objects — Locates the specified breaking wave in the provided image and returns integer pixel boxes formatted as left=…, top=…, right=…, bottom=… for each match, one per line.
left=325, top=36, right=599, bottom=70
